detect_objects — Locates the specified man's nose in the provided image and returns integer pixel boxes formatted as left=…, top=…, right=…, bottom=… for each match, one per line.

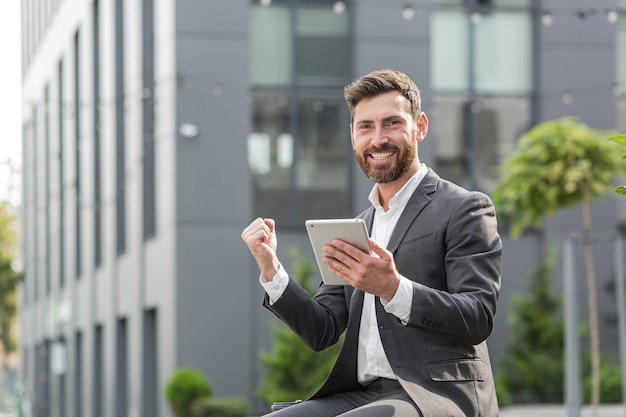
left=371, top=126, right=389, bottom=147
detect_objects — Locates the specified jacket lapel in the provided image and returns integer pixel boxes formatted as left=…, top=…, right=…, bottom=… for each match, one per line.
left=386, top=169, right=438, bottom=254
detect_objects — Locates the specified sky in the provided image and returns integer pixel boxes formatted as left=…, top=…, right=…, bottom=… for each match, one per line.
left=0, top=0, right=22, bottom=205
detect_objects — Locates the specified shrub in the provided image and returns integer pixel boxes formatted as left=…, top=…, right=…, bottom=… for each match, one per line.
left=582, top=358, right=623, bottom=404
left=498, top=248, right=565, bottom=403
left=257, top=248, right=342, bottom=405
left=165, top=367, right=213, bottom=417
left=191, top=397, right=251, bottom=417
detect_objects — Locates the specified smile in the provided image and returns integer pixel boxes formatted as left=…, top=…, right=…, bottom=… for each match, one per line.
left=370, top=152, right=395, bottom=160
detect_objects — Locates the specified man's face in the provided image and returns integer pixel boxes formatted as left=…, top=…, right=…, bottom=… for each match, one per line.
left=350, top=91, right=427, bottom=184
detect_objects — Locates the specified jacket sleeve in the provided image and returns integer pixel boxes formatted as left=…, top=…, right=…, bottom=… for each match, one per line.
left=406, top=192, right=502, bottom=345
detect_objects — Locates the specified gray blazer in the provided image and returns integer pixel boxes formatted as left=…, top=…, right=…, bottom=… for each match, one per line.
left=265, top=169, right=502, bottom=417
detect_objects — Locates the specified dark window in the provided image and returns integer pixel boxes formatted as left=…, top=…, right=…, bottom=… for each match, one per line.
left=58, top=59, right=66, bottom=288
left=32, top=106, right=38, bottom=302
left=93, top=0, right=102, bottom=267
left=116, top=318, right=128, bottom=417
left=44, top=85, right=51, bottom=294
left=94, top=325, right=104, bottom=417
left=431, top=2, right=532, bottom=191
left=74, top=30, right=82, bottom=278
left=75, top=331, right=83, bottom=417
left=142, top=0, right=156, bottom=239
left=249, top=0, right=351, bottom=225
left=115, top=0, right=126, bottom=254
left=143, top=309, right=158, bottom=417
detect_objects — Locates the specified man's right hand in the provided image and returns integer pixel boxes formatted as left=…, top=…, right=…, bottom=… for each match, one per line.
left=241, top=218, right=281, bottom=281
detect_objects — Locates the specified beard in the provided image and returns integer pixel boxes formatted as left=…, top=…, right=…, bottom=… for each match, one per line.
left=354, top=141, right=417, bottom=184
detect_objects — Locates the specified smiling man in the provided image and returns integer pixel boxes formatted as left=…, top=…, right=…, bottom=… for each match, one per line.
left=242, top=69, right=503, bottom=417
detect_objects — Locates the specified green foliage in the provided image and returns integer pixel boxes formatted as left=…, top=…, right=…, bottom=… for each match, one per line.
left=498, top=249, right=565, bottom=403
left=582, top=356, right=624, bottom=404
left=165, top=368, right=213, bottom=417
left=191, top=397, right=251, bottom=417
left=494, top=372, right=511, bottom=408
left=0, top=202, right=21, bottom=358
left=257, top=248, right=342, bottom=406
left=608, top=135, right=626, bottom=195
left=492, top=118, right=623, bottom=237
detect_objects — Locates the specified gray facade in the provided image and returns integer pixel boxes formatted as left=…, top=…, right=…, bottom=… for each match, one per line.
left=18, top=0, right=626, bottom=416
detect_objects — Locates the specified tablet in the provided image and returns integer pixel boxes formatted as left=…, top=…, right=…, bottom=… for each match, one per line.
left=305, top=218, right=370, bottom=286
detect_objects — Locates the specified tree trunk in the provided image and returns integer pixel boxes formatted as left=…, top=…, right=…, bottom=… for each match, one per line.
left=580, top=189, right=600, bottom=417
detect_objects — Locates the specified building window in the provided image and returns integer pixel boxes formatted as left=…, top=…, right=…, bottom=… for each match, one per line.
left=116, top=318, right=128, bottom=417
left=617, top=6, right=626, bottom=134
left=431, top=1, right=532, bottom=191
left=142, top=309, right=158, bottom=417
left=31, top=106, right=39, bottom=302
left=93, top=325, right=104, bottom=417
left=75, top=331, right=83, bottom=417
left=249, top=0, right=351, bottom=225
left=58, top=59, right=66, bottom=288
left=44, top=85, right=51, bottom=295
left=74, top=30, right=82, bottom=278
left=115, top=0, right=126, bottom=254
left=142, top=0, right=156, bottom=240
left=93, top=0, right=102, bottom=267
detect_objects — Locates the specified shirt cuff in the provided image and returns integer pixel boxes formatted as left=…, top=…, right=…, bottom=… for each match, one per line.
left=381, top=274, right=413, bottom=325
left=259, top=265, right=289, bottom=305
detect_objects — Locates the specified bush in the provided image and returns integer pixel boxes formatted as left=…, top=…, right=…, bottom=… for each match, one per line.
left=165, top=368, right=213, bottom=417
left=257, top=248, right=342, bottom=406
left=498, top=249, right=565, bottom=403
left=191, top=397, right=251, bottom=417
left=582, top=359, right=623, bottom=404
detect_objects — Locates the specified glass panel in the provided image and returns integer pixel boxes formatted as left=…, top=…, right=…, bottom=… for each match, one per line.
left=489, top=0, right=531, bottom=6
left=473, top=96, right=531, bottom=189
left=431, top=10, right=469, bottom=92
left=430, top=95, right=470, bottom=188
left=295, top=2, right=349, bottom=86
left=250, top=2, right=292, bottom=85
left=249, top=93, right=291, bottom=190
left=295, top=94, right=350, bottom=221
left=431, top=94, right=530, bottom=190
left=474, top=11, right=532, bottom=93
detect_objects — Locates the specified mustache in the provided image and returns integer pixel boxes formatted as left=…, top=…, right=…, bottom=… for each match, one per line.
left=364, top=144, right=399, bottom=153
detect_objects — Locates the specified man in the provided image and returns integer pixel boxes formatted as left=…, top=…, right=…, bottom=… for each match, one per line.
left=241, top=69, right=502, bottom=417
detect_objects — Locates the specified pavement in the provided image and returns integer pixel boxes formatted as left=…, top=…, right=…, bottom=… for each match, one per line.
left=500, top=404, right=625, bottom=417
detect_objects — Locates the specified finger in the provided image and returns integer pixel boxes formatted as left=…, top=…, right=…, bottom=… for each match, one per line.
left=368, top=238, right=389, bottom=259
left=264, top=218, right=275, bottom=233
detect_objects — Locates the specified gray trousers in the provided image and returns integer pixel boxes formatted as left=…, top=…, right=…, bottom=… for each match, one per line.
left=263, top=379, right=422, bottom=417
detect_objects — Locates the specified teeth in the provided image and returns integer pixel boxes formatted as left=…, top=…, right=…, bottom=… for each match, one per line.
left=371, top=152, right=394, bottom=160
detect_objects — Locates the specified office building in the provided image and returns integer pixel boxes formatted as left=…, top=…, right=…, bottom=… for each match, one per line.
left=19, top=0, right=626, bottom=415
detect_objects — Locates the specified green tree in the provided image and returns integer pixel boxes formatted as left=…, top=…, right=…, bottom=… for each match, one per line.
left=0, top=201, right=21, bottom=364
left=608, top=135, right=626, bottom=194
left=498, top=249, right=564, bottom=403
left=492, top=117, right=624, bottom=415
left=257, top=248, right=342, bottom=406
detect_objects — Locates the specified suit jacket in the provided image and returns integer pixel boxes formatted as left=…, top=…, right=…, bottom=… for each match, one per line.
left=265, top=169, right=502, bottom=417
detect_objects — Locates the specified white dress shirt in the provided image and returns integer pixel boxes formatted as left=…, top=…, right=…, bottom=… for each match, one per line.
left=260, top=164, right=428, bottom=385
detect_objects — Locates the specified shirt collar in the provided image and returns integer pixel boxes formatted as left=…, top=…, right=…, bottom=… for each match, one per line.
left=368, top=164, right=428, bottom=212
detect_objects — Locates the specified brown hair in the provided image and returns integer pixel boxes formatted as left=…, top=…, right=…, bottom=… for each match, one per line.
left=343, top=69, right=422, bottom=123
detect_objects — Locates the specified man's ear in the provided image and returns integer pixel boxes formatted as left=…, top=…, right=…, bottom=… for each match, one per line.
left=416, top=113, right=429, bottom=142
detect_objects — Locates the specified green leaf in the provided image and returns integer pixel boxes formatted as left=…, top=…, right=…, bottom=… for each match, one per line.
left=614, top=186, right=626, bottom=195
left=608, top=135, right=626, bottom=146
